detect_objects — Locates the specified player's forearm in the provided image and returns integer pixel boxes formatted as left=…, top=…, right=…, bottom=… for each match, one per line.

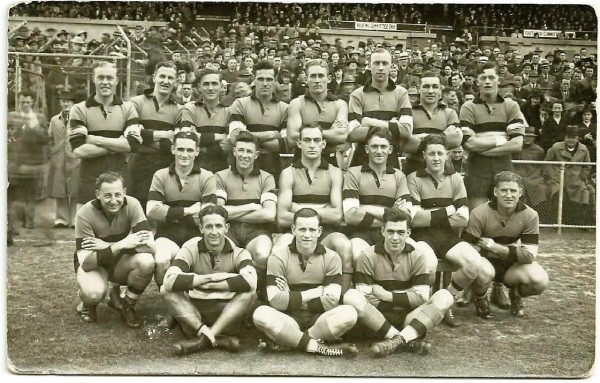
left=72, top=144, right=112, bottom=158
left=252, top=131, right=280, bottom=141
left=348, top=126, right=369, bottom=143
left=236, top=207, right=276, bottom=223
left=361, top=205, right=387, bottom=221
left=318, top=207, right=343, bottom=225
left=322, top=128, right=348, bottom=144
left=480, top=137, right=523, bottom=156
left=277, top=210, right=296, bottom=229
left=301, top=286, right=325, bottom=303
left=463, top=136, right=498, bottom=153
left=223, top=205, right=259, bottom=219
left=91, top=136, right=132, bottom=153
left=259, top=138, right=283, bottom=152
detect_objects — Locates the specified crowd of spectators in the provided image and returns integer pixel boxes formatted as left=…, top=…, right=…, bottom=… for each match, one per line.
left=7, top=2, right=598, bottom=228
left=10, top=2, right=597, bottom=35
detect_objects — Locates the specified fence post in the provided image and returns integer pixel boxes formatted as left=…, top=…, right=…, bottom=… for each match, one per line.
left=15, top=55, right=21, bottom=107
left=557, top=163, right=566, bottom=234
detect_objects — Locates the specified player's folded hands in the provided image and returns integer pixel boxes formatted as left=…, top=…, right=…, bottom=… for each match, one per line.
left=81, top=237, right=110, bottom=251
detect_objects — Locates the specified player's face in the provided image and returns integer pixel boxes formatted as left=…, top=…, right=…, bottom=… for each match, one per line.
left=422, top=143, right=447, bottom=173
left=307, top=65, right=328, bottom=95
left=153, top=66, right=177, bottom=96
left=255, top=69, right=275, bottom=98
left=93, top=66, right=118, bottom=98
left=199, top=73, right=221, bottom=102
left=95, top=180, right=126, bottom=216
left=234, top=140, right=259, bottom=170
left=449, top=147, right=463, bottom=160
left=200, top=213, right=229, bottom=249
left=172, top=137, right=199, bottom=167
left=478, top=68, right=499, bottom=98
left=381, top=220, right=410, bottom=254
left=291, top=216, right=322, bottom=254
left=365, top=135, right=392, bottom=166
left=59, top=98, right=74, bottom=112
left=371, top=51, right=391, bottom=82
left=298, top=127, right=325, bottom=159
left=493, top=181, right=522, bottom=210
left=420, top=77, right=441, bottom=105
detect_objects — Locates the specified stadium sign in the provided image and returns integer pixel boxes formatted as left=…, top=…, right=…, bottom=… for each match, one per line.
left=355, top=22, right=398, bottom=31
left=523, top=29, right=561, bottom=38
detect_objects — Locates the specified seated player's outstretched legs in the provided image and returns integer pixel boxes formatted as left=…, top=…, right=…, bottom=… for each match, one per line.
left=343, top=289, right=399, bottom=340
left=321, top=233, right=353, bottom=294
left=253, top=305, right=303, bottom=348
left=306, top=305, right=358, bottom=341
left=246, top=235, right=273, bottom=299
left=153, top=238, right=180, bottom=289
left=404, top=289, right=454, bottom=333
left=161, top=290, right=206, bottom=337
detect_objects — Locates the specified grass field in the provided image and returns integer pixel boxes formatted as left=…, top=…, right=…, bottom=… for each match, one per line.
left=6, top=227, right=596, bottom=377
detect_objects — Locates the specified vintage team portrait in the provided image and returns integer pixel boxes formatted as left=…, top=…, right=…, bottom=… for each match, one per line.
left=5, top=0, right=597, bottom=378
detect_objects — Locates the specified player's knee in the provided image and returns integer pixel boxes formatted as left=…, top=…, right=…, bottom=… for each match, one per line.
left=236, top=291, right=257, bottom=305
left=252, top=249, right=271, bottom=269
left=342, top=289, right=367, bottom=311
left=252, top=305, right=273, bottom=329
left=478, top=257, right=496, bottom=281
left=335, top=305, right=358, bottom=329
left=80, top=283, right=107, bottom=305
left=134, top=253, right=156, bottom=275
left=431, top=289, right=454, bottom=311
left=528, top=267, right=549, bottom=295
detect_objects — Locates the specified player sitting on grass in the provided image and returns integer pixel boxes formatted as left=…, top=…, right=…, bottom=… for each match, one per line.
left=162, top=205, right=257, bottom=356
left=406, top=134, right=496, bottom=319
left=215, top=131, right=277, bottom=300
left=253, top=208, right=359, bottom=358
left=74, top=171, right=155, bottom=328
left=462, top=171, right=548, bottom=317
left=344, top=208, right=453, bottom=357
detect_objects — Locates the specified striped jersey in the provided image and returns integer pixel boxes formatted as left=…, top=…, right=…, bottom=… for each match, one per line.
left=215, top=165, right=277, bottom=209
left=289, top=159, right=333, bottom=206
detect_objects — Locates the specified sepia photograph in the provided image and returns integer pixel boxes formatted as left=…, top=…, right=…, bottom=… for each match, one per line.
left=4, top=0, right=597, bottom=378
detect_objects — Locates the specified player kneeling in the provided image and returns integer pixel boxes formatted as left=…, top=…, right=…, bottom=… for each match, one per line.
left=75, top=172, right=155, bottom=328
left=161, top=206, right=257, bottom=355
left=253, top=208, right=358, bottom=357
left=343, top=209, right=453, bottom=357
left=462, top=171, right=548, bottom=317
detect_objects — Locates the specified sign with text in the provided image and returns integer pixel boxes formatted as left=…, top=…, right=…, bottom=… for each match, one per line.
left=523, top=29, right=561, bottom=38
left=355, top=21, right=398, bottom=31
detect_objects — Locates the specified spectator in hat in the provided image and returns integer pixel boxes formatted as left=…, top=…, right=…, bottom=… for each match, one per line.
left=497, top=60, right=514, bottom=85
left=47, top=90, right=80, bottom=228
left=407, top=86, right=419, bottom=107
left=539, top=60, right=556, bottom=89
left=512, top=126, right=547, bottom=210
left=329, top=66, right=344, bottom=95
left=522, top=71, right=541, bottom=95
left=578, top=105, right=597, bottom=162
left=336, top=74, right=356, bottom=103
left=544, top=125, right=594, bottom=225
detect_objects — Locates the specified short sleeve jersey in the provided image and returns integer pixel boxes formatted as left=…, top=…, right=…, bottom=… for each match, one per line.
left=171, top=238, right=253, bottom=301
left=407, top=168, right=468, bottom=211
left=147, top=164, right=216, bottom=239
left=215, top=165, right=277, bottom=211
left=462, top=200, right=539, bottom=249
left=412, top=104, right=459, bottom=135
left=343, top=164, right=410, bottom=209
left=348, top=79, right=412, bottom=167
left=354, top=241, right=431, bottom=307
left=129, top=90, right=181, bottom=153
left=266, top=241, right=343, bottom=311
left=289, top=159, right=333, bottom=206
left=297, top=92, right=344, bottom=155
left=75, top=195, right=151, bottom=253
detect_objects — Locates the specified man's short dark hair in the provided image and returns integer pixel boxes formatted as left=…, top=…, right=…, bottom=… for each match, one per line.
left=253, top=60, right=275, bottom=76
left=420, top=133, right=447, bottom=151
left=18, top=90, right=36, bottom=99
left=235, top=130, right=259, bottom=148
left=383, top=208, right=412, bottom=227
left=199, top=205, right=228, bottom=225
left=366, top=126, right=392, bottom=144
left=95, top=171, right=124, bottom=191
left=493, top=171, right=523, bottom=188
left=299, top=122, right=324, bottom=139
left=197, top=68, right=222, bottom=83
left=293, top=207, right=322, bottom=226
left=173, top=131, right=199, bottom=147
left=478, top=62, right=499, bottom=75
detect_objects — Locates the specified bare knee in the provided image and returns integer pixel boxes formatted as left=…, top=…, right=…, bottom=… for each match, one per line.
left=134, top=253, right=156, bottom=275
left=430, top=289, right=454, bottom=311
left=343, top=289, right=367, bottom=311
left=252, top=305, right=274, bottom=329
left=79, top=282, right=108, bottom=305
left=335, top=305, right=358, bottom=329
left=526, top=267, right=549, bottom=295
left=252, top=249, right=271, bottom=269
left=479, top=258, right=496, bottom=281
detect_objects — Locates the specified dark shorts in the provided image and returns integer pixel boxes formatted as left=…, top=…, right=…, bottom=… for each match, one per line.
left=156, top=228, right=200, bottom=248
left=321, top=224, right=343, bottom=240
left=411, top=227, right=463, bottom=258
left=348, top=228, right=382, bottom=245
left=190, top=298, right=242, bottom=335
left=77, top=155, right=128, bottom=204
left=127, top=152, right=173, bottom=202
left=227, top=222, right=273, bottom=248
left=287, top=310, right=321, bottom=331
left=464, top=154, right=513, bottom=199
left=488, top=257, right=517, bottom=283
